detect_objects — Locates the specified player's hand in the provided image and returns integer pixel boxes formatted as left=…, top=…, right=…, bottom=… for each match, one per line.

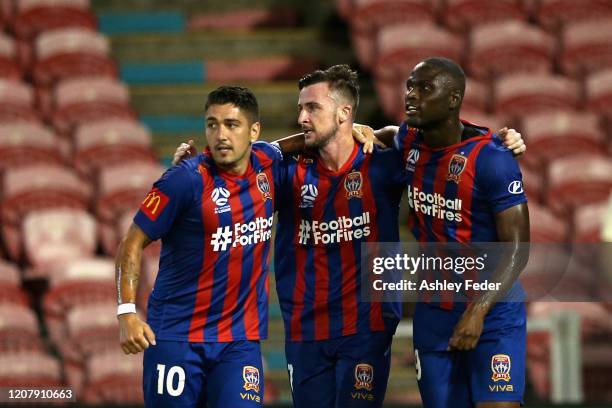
left=498, top=127, right=526, bottom=157
left=448, top=308, right=486, bottom=351
left=172, top=139, right=198, bottom=165
left=118, top=313, right=156, bottom=354
left=352, top=123, right=386, bottom=154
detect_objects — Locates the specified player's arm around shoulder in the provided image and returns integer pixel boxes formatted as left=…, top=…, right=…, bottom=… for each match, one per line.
left=116, top=223, right=156, bottom=355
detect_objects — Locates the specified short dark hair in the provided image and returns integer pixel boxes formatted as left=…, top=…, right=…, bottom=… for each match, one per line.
left=205, top=86, right=259, bottom=123
left=298, top=64, right=360, bottom=117
left=420, top=57, right=466, bottom=97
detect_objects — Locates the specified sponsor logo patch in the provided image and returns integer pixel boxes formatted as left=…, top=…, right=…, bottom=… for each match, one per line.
left=140, top=188, right=170, bottom=221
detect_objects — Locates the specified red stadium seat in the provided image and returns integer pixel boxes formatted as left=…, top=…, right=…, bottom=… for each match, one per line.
left=535, top=0, right=612, bottom=30
left=573, top=201, right=608, bottom=243
left=561, top=19, right=612, bottom=77
left=462, top=78, right=491, bottom=114
left=73, top=119, right=156, bottom=179
left=0, top=260, right=30, bottom=307
left=43, top=257, right=116, bottom=345
left=0, top=32, right=21, bottom=79
left=96, top=162, right=163, bottom=225
left=100, top=207, right=161, bottom=259
left=494, top=73, right=580, bottom=119
left=22, top=208, right=97, bottom=277
left=374, top=23, right=463, bottom=82
left=0, top=79, right=39, bottom=122
left=13, top=0, right=96, bottom=40
left=528, top=202, right=569, bottom=242
left=33, top=28, right=117, bottom=87
left=206, top=56, right=317, bottom=81
left=585, top=69, right=612, bottom=118
left=520, top=165, right=544, bottom=203
left=0, top=165, right=91, bottom=261
left=0, top=164, right=91, bottom=225
left=0, top=352, right=62, bottom=387
left=547, top=155, right=612, bottom=215
left=348, top=0, right=436, bottom=68
left=522, top=111, right=608, bottom=168
left=51, top=77, right=136, bottom=136
left=468, top=21, right=555, bottom=79
left=0, top=304, right=43, bottom=352
left=443, top=0, right=527, bottom=32
left=0, top=122, right=65, bottom=169
left=83, top=351, right=143, bottom=404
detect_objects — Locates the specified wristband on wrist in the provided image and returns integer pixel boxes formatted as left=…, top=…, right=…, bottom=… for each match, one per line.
left=117, top=303, right=137, bottom=316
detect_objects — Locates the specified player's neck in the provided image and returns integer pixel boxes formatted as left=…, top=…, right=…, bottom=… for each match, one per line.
left=421, top=116, right=464, bottom=149
left=317, top=128, right=355, bottom=172
left=217, top=151, right=251, bottom=176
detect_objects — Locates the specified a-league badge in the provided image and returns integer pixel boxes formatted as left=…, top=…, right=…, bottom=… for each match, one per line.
left=354, top=363, right=374, bottom=391
left=242, top=366, right=260, bottom=392
left=345, top=171, right=363, bottom=199
left=447, top=154, right=467, bottom=184
left=256, top=172, right=272, bottom=201
left=491, top=354, right=511, bottom=382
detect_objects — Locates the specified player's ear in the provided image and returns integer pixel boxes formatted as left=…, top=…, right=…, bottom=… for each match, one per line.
left=338, top=104, right=352, bottom=124
left=449, top=90, right=462, bottom=110
left=250, top=121, right=261, bottom=143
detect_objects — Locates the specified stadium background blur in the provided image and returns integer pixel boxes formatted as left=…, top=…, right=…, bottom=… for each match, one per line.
left=0, top=0, right=611, bottom=406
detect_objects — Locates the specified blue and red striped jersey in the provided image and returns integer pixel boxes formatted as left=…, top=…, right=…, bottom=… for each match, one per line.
left=133, top=142, right=282, bottom=342
left=274, top=142, right=405, bottom=342
left=395, top=120, right=527, bottom=309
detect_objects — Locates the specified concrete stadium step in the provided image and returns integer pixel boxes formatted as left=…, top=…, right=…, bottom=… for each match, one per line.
left=107, top=29, right=352, bottom=63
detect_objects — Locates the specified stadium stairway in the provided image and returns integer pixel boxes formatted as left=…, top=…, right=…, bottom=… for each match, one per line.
left=92, top=0, right=381, bottom=166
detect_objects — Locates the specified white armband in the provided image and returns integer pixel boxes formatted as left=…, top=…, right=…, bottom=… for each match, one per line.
left=117, top=303, right=137, bottom=316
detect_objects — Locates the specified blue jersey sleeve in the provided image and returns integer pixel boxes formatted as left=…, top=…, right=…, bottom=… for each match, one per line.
left=253, top=141, right=283, bottom=162
left=475, top=138, right=527, bottom=214
left=393, top=122, right=410, bottom=153
left=133, top=162, right=195, bottom=241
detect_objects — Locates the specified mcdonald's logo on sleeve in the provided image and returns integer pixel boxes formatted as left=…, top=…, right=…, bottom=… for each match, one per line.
left=140, top=188, right=170, bottom=221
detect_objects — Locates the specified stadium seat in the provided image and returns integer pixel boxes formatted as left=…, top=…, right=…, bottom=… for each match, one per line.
left=0, top=165, right=91, bottom=261
left=32, top=28, right=117, bottom=87
left=443, top=0, right=527, bottom=32
left=13, top=0, right=96, bottom=40
left=520, top=164, right=544, bottom=203
left=522, top=111, right=608, bottom=167
left=0, top=260, right=30, bottom=308
left=561, top=19, right=612, bottom=77
left=51, top=77, right=136, bottom=136
left=43, top=257, right=116, bottom=345
left=188, top=8, right=298, bottom=30
left=0, top=164, right=91, bottom=226
left=0, top=122, right=65, bottom=169
left=0, top=79, right=39, bottom=122
left=462, top=78, right=490, bottom=114
left=22, top=208, right=97, bottom=278
left=0, top=304, right=43, bottom=352
left=348, top=0, right=436, bottom=68
left=73, top=119, right=156, bottom=179
left=96, top=162, right=163, bottom=225
left=528, top=202, right=569, bottom=242
left=0, top=32, right=21, bottom=79
left=535, top=0, right=612, bottom=30
left=374, top=23, right=463, bottom=82
left=547, top=155, right=612, bottom=215
left=585, top=69, right=612, bottom=118
left=573, top=201, right=608, bottom=243
left=206, top=56, right=317, bottom=81
left=468, top=21, right=555, bottom=79
left=83, top=350, right=143, bottom=404
left=0, top=352, right=63, bottom=387
left=494, top=73, right=580, bottom=119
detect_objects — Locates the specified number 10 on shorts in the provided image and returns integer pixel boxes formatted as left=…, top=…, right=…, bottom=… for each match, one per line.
left=157, top=364, right=186, bottom=396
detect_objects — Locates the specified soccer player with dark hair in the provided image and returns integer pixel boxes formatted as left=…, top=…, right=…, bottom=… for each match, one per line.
left=115, top=85, right=284, bottom=407
left=376, top=57, right=530, bottom=408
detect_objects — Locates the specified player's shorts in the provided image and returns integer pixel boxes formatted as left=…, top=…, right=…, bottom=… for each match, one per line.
left=414, top=304, right=526, bottom=408
left=143, top=340, right=264, bottom=408
left=285, top=331, right=393, bottom=408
